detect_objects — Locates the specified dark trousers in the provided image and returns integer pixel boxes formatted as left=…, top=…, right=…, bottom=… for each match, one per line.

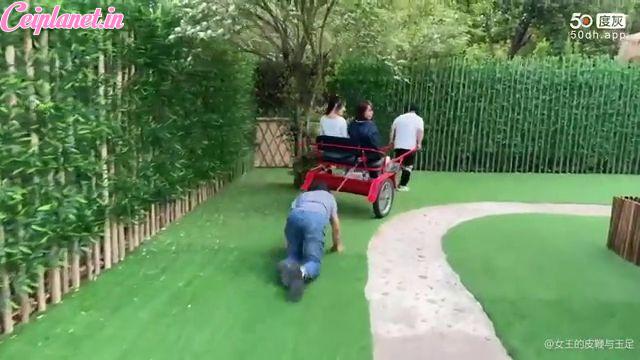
left=394, top=149, right=416, bottom=186
left=366, top=154, right=381, bottom=179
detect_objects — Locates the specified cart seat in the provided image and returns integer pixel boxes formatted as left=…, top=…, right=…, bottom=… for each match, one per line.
left=316, top=135, right=384, bottom=167
left=368, top=157, right=385, bottom=168
left=316, top=136, right=358, bottom=165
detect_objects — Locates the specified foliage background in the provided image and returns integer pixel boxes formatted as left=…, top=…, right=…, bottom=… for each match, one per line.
left=0, top=0, right=255, bottom=302
left=330, top=55, right=640, bottom=173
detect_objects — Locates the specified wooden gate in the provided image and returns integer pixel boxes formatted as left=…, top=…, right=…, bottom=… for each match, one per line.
left=254, top=117, right=293, bottom=168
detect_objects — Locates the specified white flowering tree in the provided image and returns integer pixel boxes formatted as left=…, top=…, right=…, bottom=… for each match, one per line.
left=171, top=0, right=337, bottom=155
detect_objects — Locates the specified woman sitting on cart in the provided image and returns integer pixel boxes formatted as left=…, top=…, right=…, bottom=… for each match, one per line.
left=347, top=100, right=383, bottom=178
left=320, top=96, right=348, bottom=138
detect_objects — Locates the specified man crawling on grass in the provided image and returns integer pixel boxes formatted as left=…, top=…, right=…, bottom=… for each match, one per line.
left=277, top=181, right=343, bottom=302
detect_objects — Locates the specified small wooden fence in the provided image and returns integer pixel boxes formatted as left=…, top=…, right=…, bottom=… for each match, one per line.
left=254, top=117, right=292, bottom=168
left=607, top=196, right=640, bottom=266
left=0, top=155, right=252, bottom=335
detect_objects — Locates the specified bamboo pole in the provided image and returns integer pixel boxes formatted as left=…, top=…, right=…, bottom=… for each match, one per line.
left=99, top=48, right=112, bottom=270
left=157, top=204, right=162, bottom=232
left=89, top=171, right=101, bottom=280
left=145, top=211, right=150, bottom=241
left=118, top=222, right=125, bottom=261
left=0, top=226, right=13, bottom=334
left=147, top=210, right=151, bottom=239
left=48, top=255, right=61, bottom=304
left=92, top=237, right=101, bottom=279
left=127, top=224, right=133, bottom=252
left=104, top=38, right=119, bottom=265
left=111, top=220, right=119, bottom=264
left=3, top=36, right=17, bottom=334
left=71, top=240, right=80, bottom=289
left=55, top=36, right=71, bottom=295
left=135, top=222, right=141, bottom=247
left=36, top=268, right=46, bottom=312
left=164, top=202, right=169, bottom=226
left=18, top=266, right=30, bottom=323
left=61, top=248, right=70, bottom=295
left=141, top=217, right=146, bottom=243
left=151, top=204, right=156, bottom=236
left=37, top=29, right=62, bottom=306
left=18, top=28, right=37, bottom=323
left=86, top=246, right=94, bottom=281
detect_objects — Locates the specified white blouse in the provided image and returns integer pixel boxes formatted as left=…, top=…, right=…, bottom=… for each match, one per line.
left=319, top=115, right=348, bottom=138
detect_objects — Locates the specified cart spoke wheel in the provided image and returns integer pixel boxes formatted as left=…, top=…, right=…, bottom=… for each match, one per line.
left=373, top=179, right=395, bottom=218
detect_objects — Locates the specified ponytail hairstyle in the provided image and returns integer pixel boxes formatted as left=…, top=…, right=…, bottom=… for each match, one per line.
left=325, top=96, right=344, bottom=116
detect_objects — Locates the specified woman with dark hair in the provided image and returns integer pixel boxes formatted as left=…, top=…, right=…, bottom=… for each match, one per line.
left=347, top=100, right=383, bottom=178
left=319, top=96, right=348, bottom=138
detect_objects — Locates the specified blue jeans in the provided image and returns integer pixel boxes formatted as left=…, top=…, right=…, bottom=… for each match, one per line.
left=282, top=209, right=327, bottom=279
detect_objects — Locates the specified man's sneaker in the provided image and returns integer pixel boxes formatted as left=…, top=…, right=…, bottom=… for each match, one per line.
left=277, top=260, right=297, bottom=287
left=397, top=185, right=410, bottom=192
left=287, top=266, right=305, bottom=302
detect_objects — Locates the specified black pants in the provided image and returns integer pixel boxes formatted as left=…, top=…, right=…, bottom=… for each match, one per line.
left=366, top=155, right=381, bottom=179
left=394, top=149, right=416, bottom=186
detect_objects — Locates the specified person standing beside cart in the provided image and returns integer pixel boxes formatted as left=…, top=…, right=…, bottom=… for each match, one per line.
left=389, top=104, right=424, bottom=191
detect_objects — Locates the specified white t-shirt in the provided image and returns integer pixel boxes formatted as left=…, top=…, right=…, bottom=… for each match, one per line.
left=391, top=112, right=424, bottom=150
left=319, top=115, right=348, bottom=138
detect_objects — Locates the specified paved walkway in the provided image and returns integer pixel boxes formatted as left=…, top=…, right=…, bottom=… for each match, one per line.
left=365, top=202, right=610, bottom=360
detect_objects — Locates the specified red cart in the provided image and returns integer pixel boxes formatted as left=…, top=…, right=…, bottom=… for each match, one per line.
left=301, top=135, right=417, bottom=218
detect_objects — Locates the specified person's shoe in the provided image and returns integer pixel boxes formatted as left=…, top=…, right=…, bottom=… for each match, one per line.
left=277, top=260, right=296, bottom=287
left=397, top=185, right=410, bottom=192
left=287, top=266, right=305, bottom=302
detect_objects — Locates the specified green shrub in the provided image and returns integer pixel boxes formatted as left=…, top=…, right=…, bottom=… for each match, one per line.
left=0, top=1, right=255, bottom=297
left=329, top=55, right=640, bottom=174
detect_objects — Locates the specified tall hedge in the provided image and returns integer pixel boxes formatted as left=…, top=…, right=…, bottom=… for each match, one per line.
left=329, top=55, right=640, bottom=174
left=0, top=0, right=255, bottom=329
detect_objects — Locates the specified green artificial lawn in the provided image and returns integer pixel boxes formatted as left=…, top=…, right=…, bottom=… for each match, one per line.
left=444, top=215, right=640, bottom=360
left=0, top=169, right=638, bottom=359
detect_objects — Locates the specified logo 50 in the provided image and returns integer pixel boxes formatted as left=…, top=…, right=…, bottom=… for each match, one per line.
left=570, top=13, right=593, bottom=29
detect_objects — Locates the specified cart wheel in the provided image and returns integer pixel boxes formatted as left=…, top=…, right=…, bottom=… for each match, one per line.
left=373, top=179, right=395, bottom=218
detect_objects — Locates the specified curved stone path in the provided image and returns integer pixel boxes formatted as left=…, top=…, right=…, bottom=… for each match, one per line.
left=365, top=202, right=610, bottom=360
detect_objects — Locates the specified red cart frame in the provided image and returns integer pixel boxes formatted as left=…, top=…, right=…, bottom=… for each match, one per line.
left=301, top=136, right=417, bottom=218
